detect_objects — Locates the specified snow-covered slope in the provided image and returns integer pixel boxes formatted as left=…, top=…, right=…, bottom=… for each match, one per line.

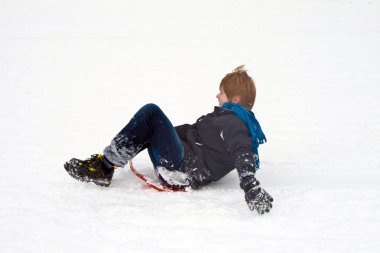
left=1, top=1, right=379, bottom=252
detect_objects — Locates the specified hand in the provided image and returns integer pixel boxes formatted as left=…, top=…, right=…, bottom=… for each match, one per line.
left=186, top=166, right=212, bottom=190
left=245, top=187, right=273, bottom=215
left=240, top=175, right=273, bottom=215
left=184, top=155, right=212, bottom=190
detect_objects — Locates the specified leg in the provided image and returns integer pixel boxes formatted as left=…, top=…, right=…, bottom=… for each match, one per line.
left=103, top=103, right=185, bottom=171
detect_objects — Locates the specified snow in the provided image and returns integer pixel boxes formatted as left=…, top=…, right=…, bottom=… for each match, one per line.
left=1, top=0, right=380, bottom=252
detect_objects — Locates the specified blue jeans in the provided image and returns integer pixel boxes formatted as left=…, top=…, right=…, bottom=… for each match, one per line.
left=103, top=103, right=185, bottom=172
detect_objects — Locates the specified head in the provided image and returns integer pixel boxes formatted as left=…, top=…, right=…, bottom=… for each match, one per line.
left=216, top=65, right=256, bottom=110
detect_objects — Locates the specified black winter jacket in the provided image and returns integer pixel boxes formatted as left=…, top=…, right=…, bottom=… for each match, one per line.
left=175, top=107, right=257, bottom=188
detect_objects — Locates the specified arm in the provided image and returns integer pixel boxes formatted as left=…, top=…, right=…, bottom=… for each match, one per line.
left=223, top=120, right=273, bottom=215
left=236, top=154, right=273, bottom=215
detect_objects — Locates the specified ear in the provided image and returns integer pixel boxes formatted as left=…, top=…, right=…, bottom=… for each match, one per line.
left=231, top=95, right=241, bottom=104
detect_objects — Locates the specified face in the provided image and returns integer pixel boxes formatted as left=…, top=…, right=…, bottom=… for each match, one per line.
left=216, top=88, right=229, bottom=106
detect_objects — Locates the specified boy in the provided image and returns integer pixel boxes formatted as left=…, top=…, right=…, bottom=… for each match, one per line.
left=64, top=65, right=273, bottom=215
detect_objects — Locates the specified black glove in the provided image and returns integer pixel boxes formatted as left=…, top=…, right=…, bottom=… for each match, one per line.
left=184, top=154, right=213, bottom=190
left=186, top=165, right=212, bottom=190
left=240, top=176, right=273, bottom=215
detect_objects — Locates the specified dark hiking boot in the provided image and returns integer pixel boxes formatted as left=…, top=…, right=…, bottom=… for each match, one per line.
left=64, top=154, right=115, bottom=187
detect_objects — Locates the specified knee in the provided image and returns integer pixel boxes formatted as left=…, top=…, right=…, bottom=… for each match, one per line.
left=141, top=103, right=162, bottom=113
left=140, top=103, right=162, bottom=115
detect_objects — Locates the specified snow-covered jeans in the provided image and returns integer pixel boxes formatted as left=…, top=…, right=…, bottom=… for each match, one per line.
left=103, top=103, right=185, bottom=172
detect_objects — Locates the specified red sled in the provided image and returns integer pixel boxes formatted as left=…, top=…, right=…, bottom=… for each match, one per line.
left=129, top=161, right=186, bottom=192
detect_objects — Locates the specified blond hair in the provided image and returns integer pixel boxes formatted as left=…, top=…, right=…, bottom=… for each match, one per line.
left=219, top=65, right=256, bottom=110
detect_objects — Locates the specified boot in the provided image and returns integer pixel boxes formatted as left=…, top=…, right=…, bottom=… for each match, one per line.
left=64, top=154, right=115, bottom=187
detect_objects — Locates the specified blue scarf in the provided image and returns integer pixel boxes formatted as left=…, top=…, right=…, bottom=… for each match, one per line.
left=221, top=102, right=267, bottom=169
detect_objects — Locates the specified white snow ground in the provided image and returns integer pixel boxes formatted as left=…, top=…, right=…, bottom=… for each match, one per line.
left=1, top=1, right=380, bottom=252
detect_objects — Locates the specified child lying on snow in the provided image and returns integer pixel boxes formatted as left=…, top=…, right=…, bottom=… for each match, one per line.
left=64, top=65, right=273, bottom=215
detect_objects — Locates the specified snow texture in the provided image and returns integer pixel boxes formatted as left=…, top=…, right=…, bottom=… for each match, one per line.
left=1, top=0, right=380, bottom=252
